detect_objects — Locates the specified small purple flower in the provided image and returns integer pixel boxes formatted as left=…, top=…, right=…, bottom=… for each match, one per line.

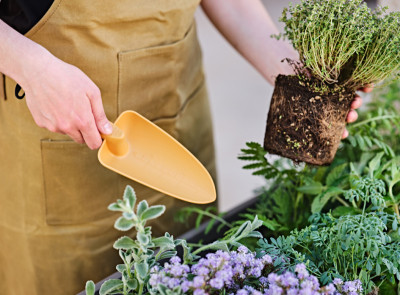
left=267, top=273, right=281, bottom=284
left=210, top=277, right=224, bottom=289
left=295, top=264, right=309, bottom=280
left=332, top=278, right=343, bottom=286
left=237, top=289, right=249, bottom=295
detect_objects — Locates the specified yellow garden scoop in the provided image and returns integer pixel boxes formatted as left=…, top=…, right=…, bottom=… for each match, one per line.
left=98, top=111, right=216, bottom=204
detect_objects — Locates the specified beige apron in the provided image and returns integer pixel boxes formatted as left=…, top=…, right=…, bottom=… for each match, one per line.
left=0, top=1, right=216, bottom=294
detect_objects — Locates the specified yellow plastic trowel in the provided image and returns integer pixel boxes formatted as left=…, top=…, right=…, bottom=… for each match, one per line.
left=98, top=111, right=216, bottom=204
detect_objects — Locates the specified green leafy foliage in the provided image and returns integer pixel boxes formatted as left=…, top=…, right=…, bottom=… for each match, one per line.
left=234, top=80, right=400, bottom=293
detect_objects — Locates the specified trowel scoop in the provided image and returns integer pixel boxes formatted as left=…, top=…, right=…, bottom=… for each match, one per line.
left=98, top=111, right=216, bottom=204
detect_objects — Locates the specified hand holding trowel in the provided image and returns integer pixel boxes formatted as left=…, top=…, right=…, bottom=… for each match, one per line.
left=98, top=111, right=216, bottom=204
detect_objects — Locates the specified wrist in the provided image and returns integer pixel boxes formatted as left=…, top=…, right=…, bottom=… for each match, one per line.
left=14, top=44, right=54, bottom=89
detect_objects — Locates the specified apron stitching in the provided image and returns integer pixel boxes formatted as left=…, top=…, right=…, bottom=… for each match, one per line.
left=40, top=140, right=50, bottom=225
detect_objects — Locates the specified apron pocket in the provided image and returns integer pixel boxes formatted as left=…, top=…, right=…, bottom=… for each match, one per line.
left=117, top=23, right=204, bottom=121
left=41, top=140, right=119, bottom=225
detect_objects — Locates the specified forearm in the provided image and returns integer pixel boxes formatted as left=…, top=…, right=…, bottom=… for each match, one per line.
left=0, top=20, right=51, bottom=86
left=201, top=0, right=298, bottom=85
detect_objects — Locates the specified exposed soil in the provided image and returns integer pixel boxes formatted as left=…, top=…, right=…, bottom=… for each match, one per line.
left=264, top=75, right=354, bottom=165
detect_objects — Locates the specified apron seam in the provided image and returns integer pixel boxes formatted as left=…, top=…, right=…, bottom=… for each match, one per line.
left=152, top=75, right=205, bottom=123
left=40, top=140, right=50, bottom=225
left=25, top=0, right=64, bottom=39
left=1, top=74, right=5, bottom=100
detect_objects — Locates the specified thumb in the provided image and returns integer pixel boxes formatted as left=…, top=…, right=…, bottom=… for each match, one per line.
left=87, top=87, right=112, bottom=135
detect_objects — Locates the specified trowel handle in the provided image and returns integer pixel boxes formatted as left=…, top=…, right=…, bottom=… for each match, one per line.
left=101, top=123, right=129, bottom=157
left=101, top=123, right=124, bottom=140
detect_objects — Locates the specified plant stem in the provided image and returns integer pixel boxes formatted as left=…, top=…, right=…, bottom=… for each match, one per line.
left=138, top=283, right=144, bottom=295
left=335, top=196, right=350, bottom=207
left=191, top=208, right=233, bottom=229
left=351, top=115, right=400, bottom=128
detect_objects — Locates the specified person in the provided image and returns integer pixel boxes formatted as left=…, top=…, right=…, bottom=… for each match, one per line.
left=0, top=1, right=369, bottom=294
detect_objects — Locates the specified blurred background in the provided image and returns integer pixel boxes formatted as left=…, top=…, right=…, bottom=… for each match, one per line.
left=196, top=0, right=383, bottom=211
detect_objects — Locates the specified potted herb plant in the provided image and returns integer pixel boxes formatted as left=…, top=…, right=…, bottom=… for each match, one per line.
left=264, top=0, right=400, bottom=165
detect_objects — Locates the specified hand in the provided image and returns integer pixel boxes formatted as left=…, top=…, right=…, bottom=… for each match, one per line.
left=342, top=85, right=373, bottom=139
left=21, top=53, right=112, bottom=149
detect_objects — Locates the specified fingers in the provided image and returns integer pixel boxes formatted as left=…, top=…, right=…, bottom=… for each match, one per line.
left=343, top=94, right=360, bottom=139
left=68, top=130, right=85, bottom=144
left=351, top=95, right=362, bottom=110
left=347, top=110, right=358, bottom=123
left=359, top=84, right=374, bottom=93
left=87, top=87, right=112, bottom=135
left=78, top=113, right=103, bottom=150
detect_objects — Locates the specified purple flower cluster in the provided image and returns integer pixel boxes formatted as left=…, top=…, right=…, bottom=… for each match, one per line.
left=262, top=264, right=362, bottom=295
left=332, top=278, right=363, bottom=295
left=148, top=247, right=363, bottom=295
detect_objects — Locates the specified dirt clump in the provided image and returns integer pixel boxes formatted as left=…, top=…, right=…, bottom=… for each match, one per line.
left=264, top=75, right=354, bottom=165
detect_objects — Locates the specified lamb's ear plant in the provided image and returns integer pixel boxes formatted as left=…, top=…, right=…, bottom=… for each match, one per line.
left=85, top=185, right=263, bottom=295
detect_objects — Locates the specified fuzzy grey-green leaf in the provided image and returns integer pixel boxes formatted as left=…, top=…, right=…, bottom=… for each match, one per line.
left=134, top=262, right=149, bottom=280
left=113, top=236, right=136, bottom=250
left=108, top=203, right=122, bottom=212
left=85, top=281, right=95, bottom=295
left=141, top=205, right=165, bottom=221
left=114, top=217, right=135, bottom=231
left=99, top=279, right=123, bottom=295
left=137, top=200, right=149, bottom=217
left=137, top=232, right=150, bottom=245
left=123, top=185, right=136, bottom=209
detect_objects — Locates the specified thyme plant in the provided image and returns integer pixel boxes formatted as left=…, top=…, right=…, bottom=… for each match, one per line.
left=278, top=0, right=400, bottom=90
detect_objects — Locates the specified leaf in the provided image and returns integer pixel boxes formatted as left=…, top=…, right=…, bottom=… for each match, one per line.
left=137, top=232, right=149, bottom=245
left=326, top=163, right=348, bottom=186
left=99, top=279, right=123, bottom=295
left=152, top=236, right=175, bottom=250
left=108, top=203, right=122, bottom=212
left=136, top=200, right=149, bottom=217
left=123, top=185, right=136, bottom=209
left=114, top=217, right=135, bottom=231
left=376, top=262, right=381, bottom=275
left=368, top=152, right=384, bottom=175
left=116, top=264, right=125, bottom=273
left=126, top=279, right=138, bottom=290
left=134, top=262, right=149, bottom=280
left=297, top=181, right=324, bottom=195
left=85, top=281, right=95, bottom=295
left=208, top=241, right=230, bottom=252
left=332, top=206, right=360, bottom=217
left=157, top=250, right=178, bottom=261
left=114, top=236, right=136, bottom=250
left=141, top=205, right=165, bottom=221
left=311, top=187, right=343, bottom=214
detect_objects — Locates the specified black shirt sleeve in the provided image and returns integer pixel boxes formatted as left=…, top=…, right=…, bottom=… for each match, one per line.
left=0, top=0, right=54, bottom=34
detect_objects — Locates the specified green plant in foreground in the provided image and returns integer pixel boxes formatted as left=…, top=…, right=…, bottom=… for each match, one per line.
left=85, top=186, right=263, bottom=295
left=278, top=0, right=400, bottom=90
left=257, top=164, right=400, bottom=294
